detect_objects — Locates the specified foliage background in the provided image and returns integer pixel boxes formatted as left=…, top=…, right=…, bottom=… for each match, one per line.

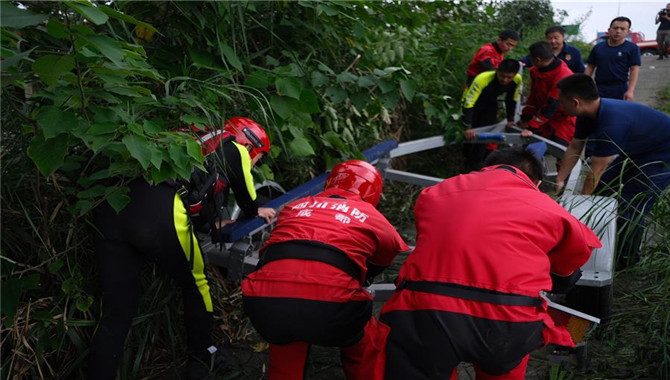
left=2, top=1, right=667, bottom=379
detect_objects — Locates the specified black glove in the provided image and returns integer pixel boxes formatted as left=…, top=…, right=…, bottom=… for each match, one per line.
left=364, top=262, right=387, bottom=287
left=550, top=269, right=582, bottom=293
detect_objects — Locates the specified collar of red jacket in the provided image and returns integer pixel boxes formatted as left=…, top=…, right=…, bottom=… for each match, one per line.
left=318, top=187, right=367, bottom=201
left=479, top=164, right=539, bottom=190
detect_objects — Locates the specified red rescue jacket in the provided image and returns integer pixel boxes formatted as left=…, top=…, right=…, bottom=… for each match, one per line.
left=466, top=43, right=504, bottom=78
left=242, top=188, right=410, bottom=303
left=522, top=59, right=576, bottom=143
left=380, top=165, right=601, bottom=347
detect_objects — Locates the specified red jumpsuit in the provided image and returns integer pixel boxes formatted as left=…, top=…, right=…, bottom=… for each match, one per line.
left=242, top=187, right=409, bottom=380
left=522, top=59, right=576, bottom=146
left=379, top=165, right=601, bottom=380
left=466, top=42, right=505, bottom=83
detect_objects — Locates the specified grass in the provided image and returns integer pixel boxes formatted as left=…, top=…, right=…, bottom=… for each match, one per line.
left=658, top=87, right=670, bottom=114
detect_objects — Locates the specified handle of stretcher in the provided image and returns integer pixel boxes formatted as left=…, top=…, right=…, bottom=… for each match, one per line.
left=475, top=133, right=505, bottom=141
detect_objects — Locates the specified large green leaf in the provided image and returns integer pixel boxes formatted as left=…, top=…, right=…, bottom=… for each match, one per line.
left=47, top=20, right=69, bottom=39
left=151, top=162, right=177, bottom=184
left=189, top=48, right=214, bottom=67
left=289, top=135, right=315, bottom=157
left=169, top=147, right=190, bottom=172
left=143, top=120, right=164, bottom=134
left=275, top=77, right=302, bottom=100
left=98, top=5, right=158, bottom=32
left=220, top=43, right=243, bottom=72
left=377, top=78, right=396, bottom=94
left=298, top=89, right=320, bottom=114
left=84, top=35, right=124, bottom=64
left=36, top=106, right=78, bottom=139
left=336, top=71, right=358, bottom=84
left=324, top=87, right=347, bottom=105
left=185, top=138, right=204, bottom=161
left=122, top=135, right=152, bottom=170
left=270, top=95, right=299, bottom=120
left=65, top=1, right=109, bottom=25
left=88, top=122, right=119, bottom=136
left=399, top=79, right=417, bottom=101
left=0, top=47, right=36, bottom=71
left=0, top=2, right=49, bottom=29
left=32, top=55, right=75, bottom=86
left=81, top=133, right=115, bottom=153
left=78, top=185, right=108, bottom=199
left=357, top=75, right=377, bottom=88
left=27, top=133, right=70, bottom=177
left=323, top=131, right=348, bottom=151
left=245, top=70, right=274, bottom=89
left=105, top=186, right=131, bottom=213
left=310, top=70, right=329, bottom=87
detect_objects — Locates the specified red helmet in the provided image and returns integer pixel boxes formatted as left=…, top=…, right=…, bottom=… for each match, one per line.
left=325, top=160, right=383, bottom=206
left=224, top=117, right=271, bottom=161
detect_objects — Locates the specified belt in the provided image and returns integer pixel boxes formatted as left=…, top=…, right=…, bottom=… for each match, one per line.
left=396, top=280, right=543, bottom=307
left=596, top=80, right=626, bottom=86
left=257, top=240, right=362, bottom=283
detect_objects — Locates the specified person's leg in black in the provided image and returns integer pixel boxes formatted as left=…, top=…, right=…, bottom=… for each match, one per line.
left=89, top=238, right=144, bottom=380
left=615, top=165, right=670, bottom=269
left=381, top=310, right=459, bottom=380
left=464, top=105, right=499, bottom=173
left=147, top=192, right=220, bottom=379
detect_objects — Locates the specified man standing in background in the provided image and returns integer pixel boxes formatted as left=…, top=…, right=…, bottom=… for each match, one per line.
left=520, top=26, right=585, bottom=73
left=656, top=3, right=670, bottom=59
left=465, top=30, right=520, bottom=86
left=585, top=17, right=641, bottom=100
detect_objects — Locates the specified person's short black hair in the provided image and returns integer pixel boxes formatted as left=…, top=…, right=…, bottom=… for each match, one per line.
left=497, top=58, right=520, bottom=74
left=545, top=26, right=565, bottom=36
left=557, top=74, right=599, bottom=101
left=483, top=147, right=544, bottom=183
left=610, top=16, right=631, bottom=28
left=529, top=41, right=554, bottom=60
left=499, top=29, right=520, bottom=41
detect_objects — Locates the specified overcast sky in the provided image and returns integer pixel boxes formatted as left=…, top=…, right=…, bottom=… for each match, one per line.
left=550, top=1, right=666, bottom=42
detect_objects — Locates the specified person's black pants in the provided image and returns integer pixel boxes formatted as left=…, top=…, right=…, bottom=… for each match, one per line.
left=89, top=180, right=213, bottom=379
left=380, top=309, right=544, bottom=380
left=464, top=107, right=500, bottom=172
left=596, top=159, right=670, bottom=268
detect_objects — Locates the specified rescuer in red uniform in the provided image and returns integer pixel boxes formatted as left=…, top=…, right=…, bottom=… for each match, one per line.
left=520, top=41, right=576, bottom=148
left=242, top=160, right=410, bottom=380
left=379, top=148, right=601, bottom=380
left=466, top=30, right=520, bottom=86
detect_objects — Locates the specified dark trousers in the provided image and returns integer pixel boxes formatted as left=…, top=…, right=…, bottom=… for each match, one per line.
left=89, top=180, right=213, bottom=380
left=657, top=29, right=670, bottom=56
left=243, top=296, right=382, bottom=380
left=596, top=83, right=628, bottom=100
left=380, top=309, right=544, bottom=380
left=597, top=159, right=670, bottom=268
left=464, top=108, right=500, bottom=172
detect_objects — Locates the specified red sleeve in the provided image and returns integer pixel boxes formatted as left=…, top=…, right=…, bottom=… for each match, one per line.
left=547, top=216, right=602, bottom=276
left=368, top=217, right=411, bottom=267
left=474, top=46, right=496, bottom=68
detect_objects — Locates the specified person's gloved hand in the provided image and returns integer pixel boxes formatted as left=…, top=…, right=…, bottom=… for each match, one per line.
left=550, top=269, right=582, bottom=293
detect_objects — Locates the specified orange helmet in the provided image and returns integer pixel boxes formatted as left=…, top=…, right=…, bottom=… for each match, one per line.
left=325, top=160, right=383, bottom=206
left=224, top=117, right=271, bottom=161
